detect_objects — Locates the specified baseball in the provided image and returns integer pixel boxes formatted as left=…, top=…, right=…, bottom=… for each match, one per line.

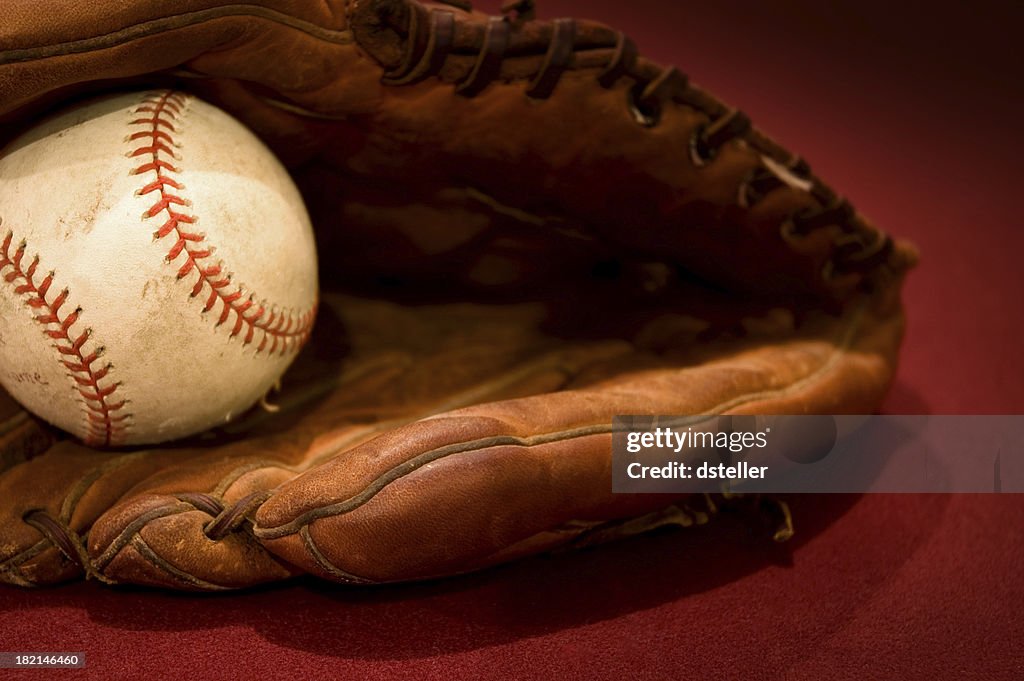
left=0, top=90, right=318, bottom=447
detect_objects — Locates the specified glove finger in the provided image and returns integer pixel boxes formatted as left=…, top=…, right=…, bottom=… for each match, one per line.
left=254, top=286, right=905, bottom=584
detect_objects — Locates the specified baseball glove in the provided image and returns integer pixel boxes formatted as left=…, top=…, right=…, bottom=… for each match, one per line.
left=0, top=0, right=915, bottom=590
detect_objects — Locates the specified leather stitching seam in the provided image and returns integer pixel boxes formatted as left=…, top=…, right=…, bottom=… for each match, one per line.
left=131, top=90, right=316, bottom=354
left=0, top=230, right=130, bottom=446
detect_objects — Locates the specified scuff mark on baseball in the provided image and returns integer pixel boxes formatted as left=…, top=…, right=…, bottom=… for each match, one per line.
left=0, top=90, right=319, bottom=447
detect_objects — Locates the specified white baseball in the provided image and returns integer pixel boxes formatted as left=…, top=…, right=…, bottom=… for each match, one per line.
left=0, top=90, right=318, bottom=447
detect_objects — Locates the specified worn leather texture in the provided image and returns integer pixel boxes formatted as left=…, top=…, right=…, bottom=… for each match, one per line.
left=0, top=0, right=914, bottom=590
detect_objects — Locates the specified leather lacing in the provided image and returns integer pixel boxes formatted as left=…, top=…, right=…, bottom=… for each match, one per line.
left=16, top=491, right=271, bottom=582
left=176, top=491, right=273, bottom=540
left=20, top=509, right=111, bottom=583
left=389, top=0, right=895, bottom=285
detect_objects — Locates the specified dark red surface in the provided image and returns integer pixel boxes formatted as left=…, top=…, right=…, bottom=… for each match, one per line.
left=2, top=1, right=1022, bottom=678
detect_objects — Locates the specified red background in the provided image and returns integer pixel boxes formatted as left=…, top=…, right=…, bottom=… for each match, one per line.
left=2, top=1, right=1022, bottom=678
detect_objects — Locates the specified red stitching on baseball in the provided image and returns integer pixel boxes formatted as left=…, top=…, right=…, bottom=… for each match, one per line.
left=130, top=90, right=316, bottom=355
left=0, top=230, right=130, bottom=447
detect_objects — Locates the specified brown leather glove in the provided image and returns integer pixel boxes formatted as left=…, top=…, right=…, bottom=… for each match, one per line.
left=0, top=0, right=915, bottom=590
